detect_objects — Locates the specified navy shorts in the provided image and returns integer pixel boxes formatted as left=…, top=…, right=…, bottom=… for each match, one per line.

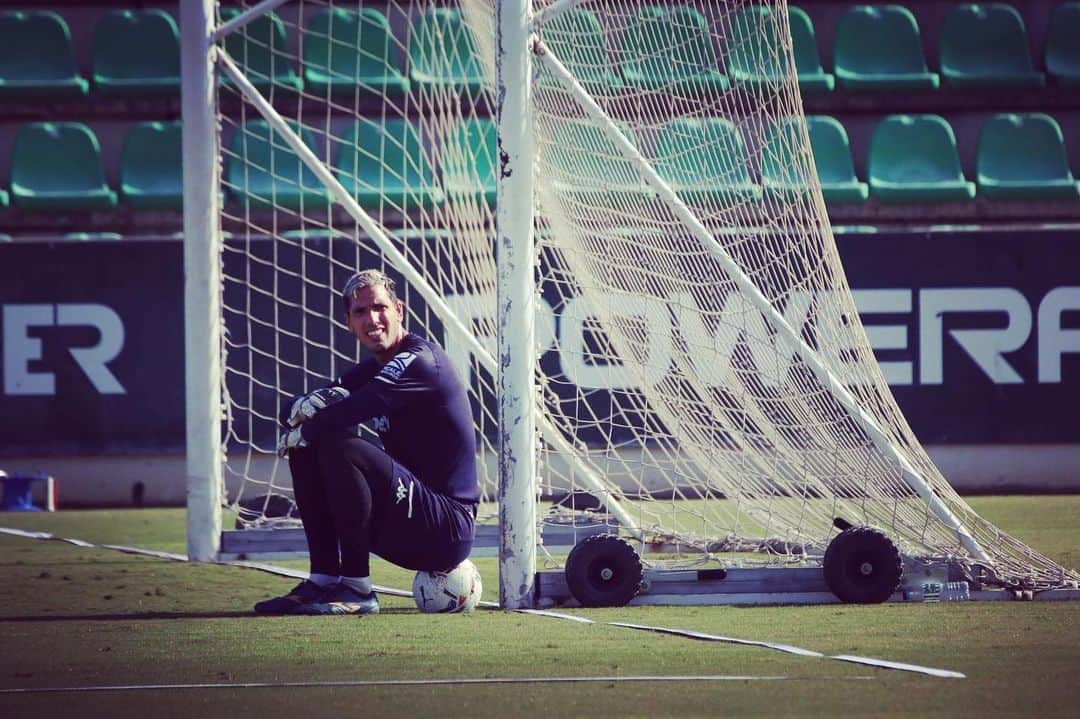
left=344, top=439, right=476, bottom=572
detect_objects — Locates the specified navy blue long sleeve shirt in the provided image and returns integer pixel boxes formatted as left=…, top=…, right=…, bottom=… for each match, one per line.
left=301, top=333, right=479, bottom=504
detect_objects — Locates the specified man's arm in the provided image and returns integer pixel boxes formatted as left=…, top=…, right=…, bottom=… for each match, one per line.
left=298, top=383, right=391, bottom=439
left=301, top=348, right=435, bottom=438
left=277, top=356, right=381, bottom=428
left=282, top=387, right=350, bottom=427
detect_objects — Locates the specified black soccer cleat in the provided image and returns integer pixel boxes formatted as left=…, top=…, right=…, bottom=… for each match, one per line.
left=293, top=584, right=380, bottom=616
left=253, top=579, right=327, bottom=615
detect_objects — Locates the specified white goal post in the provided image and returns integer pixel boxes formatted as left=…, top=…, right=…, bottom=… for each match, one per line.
left=182, top=0, right=1078, bottom=607
left=181, top=0, right=224, bottom=563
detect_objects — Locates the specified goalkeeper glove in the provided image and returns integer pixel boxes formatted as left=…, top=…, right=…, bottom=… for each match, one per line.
left=285, top=386, right=350, bottom=427
left=277, top=426, right=308, bottom=456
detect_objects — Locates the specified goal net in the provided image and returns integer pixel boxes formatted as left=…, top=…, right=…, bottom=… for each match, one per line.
left=194, top=0, right=1076, bottom=593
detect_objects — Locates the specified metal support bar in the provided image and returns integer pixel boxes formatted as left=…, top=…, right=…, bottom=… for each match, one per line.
left=211, top=0, right=291, bottom=44
left=530, top=0, right=589, bottom=32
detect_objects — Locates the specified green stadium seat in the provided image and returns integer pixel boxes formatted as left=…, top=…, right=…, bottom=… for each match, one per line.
left=833, top=5, right=939, bottom=91
left=442, top=118, right=497, bottom=206
left=729, top=5, right=791, bottom=91
left=1045, top=3, right=1080, bottom=87
left=121, top=122, right=184, bottom=210
left=0, top=188, right=8, bottom=207
left=408, top=7, right=484, bottom=94
left=761, top=117, right=815, bottom=200
left=938, top=4, right=1044, bottom=89
left=762, top=117, right=868, bottom=203
left=541, top=6, right=622, bottom=94
left=304, top=7, right=408, bottom=97
left=92, top=9, right=181, bottom=95
left=727, top=5, right=834, bottom=93
left=976, top=113, right=1080, bottom=201
left=10, top=123, right=117, bottom=211
left=220, top=9, right=301, bottom=92
left=790, top=6, right=834, bottom=93
left=868, top=115, right=975, bottom=203
left=226, top=121, right=329, bottom=210
left=550, top=122, right=651, bottom=202
left=334, top=118, right=444, bottom=210
left=807, top=116, right=869, bottom=203
left=0, top=11, right=88, bottom=97
left=655, top=118, right=761, bottom=205
left=620, top=5, right=728, bottom=94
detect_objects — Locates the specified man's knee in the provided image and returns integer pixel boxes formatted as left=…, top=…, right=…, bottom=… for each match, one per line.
left=320, top=431, right=391, bottom=478
left=340, top=437, right=394, bottom=482
left=313, top=429, right=350, bottom=460
left=309, top=433, right=393, bottom=494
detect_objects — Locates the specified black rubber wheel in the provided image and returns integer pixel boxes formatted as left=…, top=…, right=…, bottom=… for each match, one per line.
left=565, top=535, right=643, bottom=607
left=823, top=526, right=903, bottom=604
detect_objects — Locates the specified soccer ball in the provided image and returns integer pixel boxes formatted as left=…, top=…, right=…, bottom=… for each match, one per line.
left=412, top=559, right=483, bottom=614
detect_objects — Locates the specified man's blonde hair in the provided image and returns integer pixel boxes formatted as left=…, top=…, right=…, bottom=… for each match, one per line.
left=341, top=269, right=399, bottom=310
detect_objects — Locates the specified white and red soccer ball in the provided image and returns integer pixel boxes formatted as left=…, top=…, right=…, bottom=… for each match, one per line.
left=412, top=559, right=483, bottom=613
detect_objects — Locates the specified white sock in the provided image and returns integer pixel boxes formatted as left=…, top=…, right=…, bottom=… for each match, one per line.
left=308, top=572, right=339, bottom=587
left=341, top=576, right=373, bottom=595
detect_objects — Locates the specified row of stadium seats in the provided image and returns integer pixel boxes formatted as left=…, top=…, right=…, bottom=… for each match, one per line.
left=681, top=113, right=1078, bottom=204
left=0, top=112, right=1076, bottom=212
left=608, top=2, right=1079, bottom=94
left=2, top=4, right=1078, bottom=99
left=823, top=3, right=1076, bottom=91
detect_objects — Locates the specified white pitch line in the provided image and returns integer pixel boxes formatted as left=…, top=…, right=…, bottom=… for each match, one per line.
left=605, top=622, right=965, bottom=678
left=831, top=656, right=965, bottom=679
left=0, top=675, right=837, bottom=695
left=608, top=621, right=825, bottom=657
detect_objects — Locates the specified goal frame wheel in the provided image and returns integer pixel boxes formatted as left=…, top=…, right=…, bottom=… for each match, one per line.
left=823, top=526, right=903, bottom=604
left=564, top=535, right=644, bottom=607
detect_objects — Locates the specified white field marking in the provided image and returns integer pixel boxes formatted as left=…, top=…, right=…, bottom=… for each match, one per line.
left=605, top=622, right=965, bottom=678
left=515, top=608, right=597, bottom=623
left=0, top=527, right=964, bottom=678
left=831, top=656, right=966, bottom=679
left=608, top=621, right=824, bottom=657
left=0, top=675, right=871, bottom=695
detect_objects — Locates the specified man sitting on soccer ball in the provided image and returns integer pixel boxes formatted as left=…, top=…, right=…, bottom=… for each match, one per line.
left=255, top=269, right=479, bottom=615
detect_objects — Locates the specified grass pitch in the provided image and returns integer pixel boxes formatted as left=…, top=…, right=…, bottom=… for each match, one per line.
left=0, top=497, right=1078, bottom=718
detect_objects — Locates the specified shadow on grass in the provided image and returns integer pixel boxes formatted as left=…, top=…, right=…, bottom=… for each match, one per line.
left=0, top=611, right=256, bottom=622
left=7, top=558, right=169, bottom=568
left=0, top=607, right=416, bottom=622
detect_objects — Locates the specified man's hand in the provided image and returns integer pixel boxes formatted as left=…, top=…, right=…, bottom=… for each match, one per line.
left=277, top=426, right=308, bottom=456
left=285, top=387, right=350, bottom=427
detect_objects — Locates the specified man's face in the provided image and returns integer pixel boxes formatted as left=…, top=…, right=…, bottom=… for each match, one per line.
left=345, top=284, right=406, bottom=362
